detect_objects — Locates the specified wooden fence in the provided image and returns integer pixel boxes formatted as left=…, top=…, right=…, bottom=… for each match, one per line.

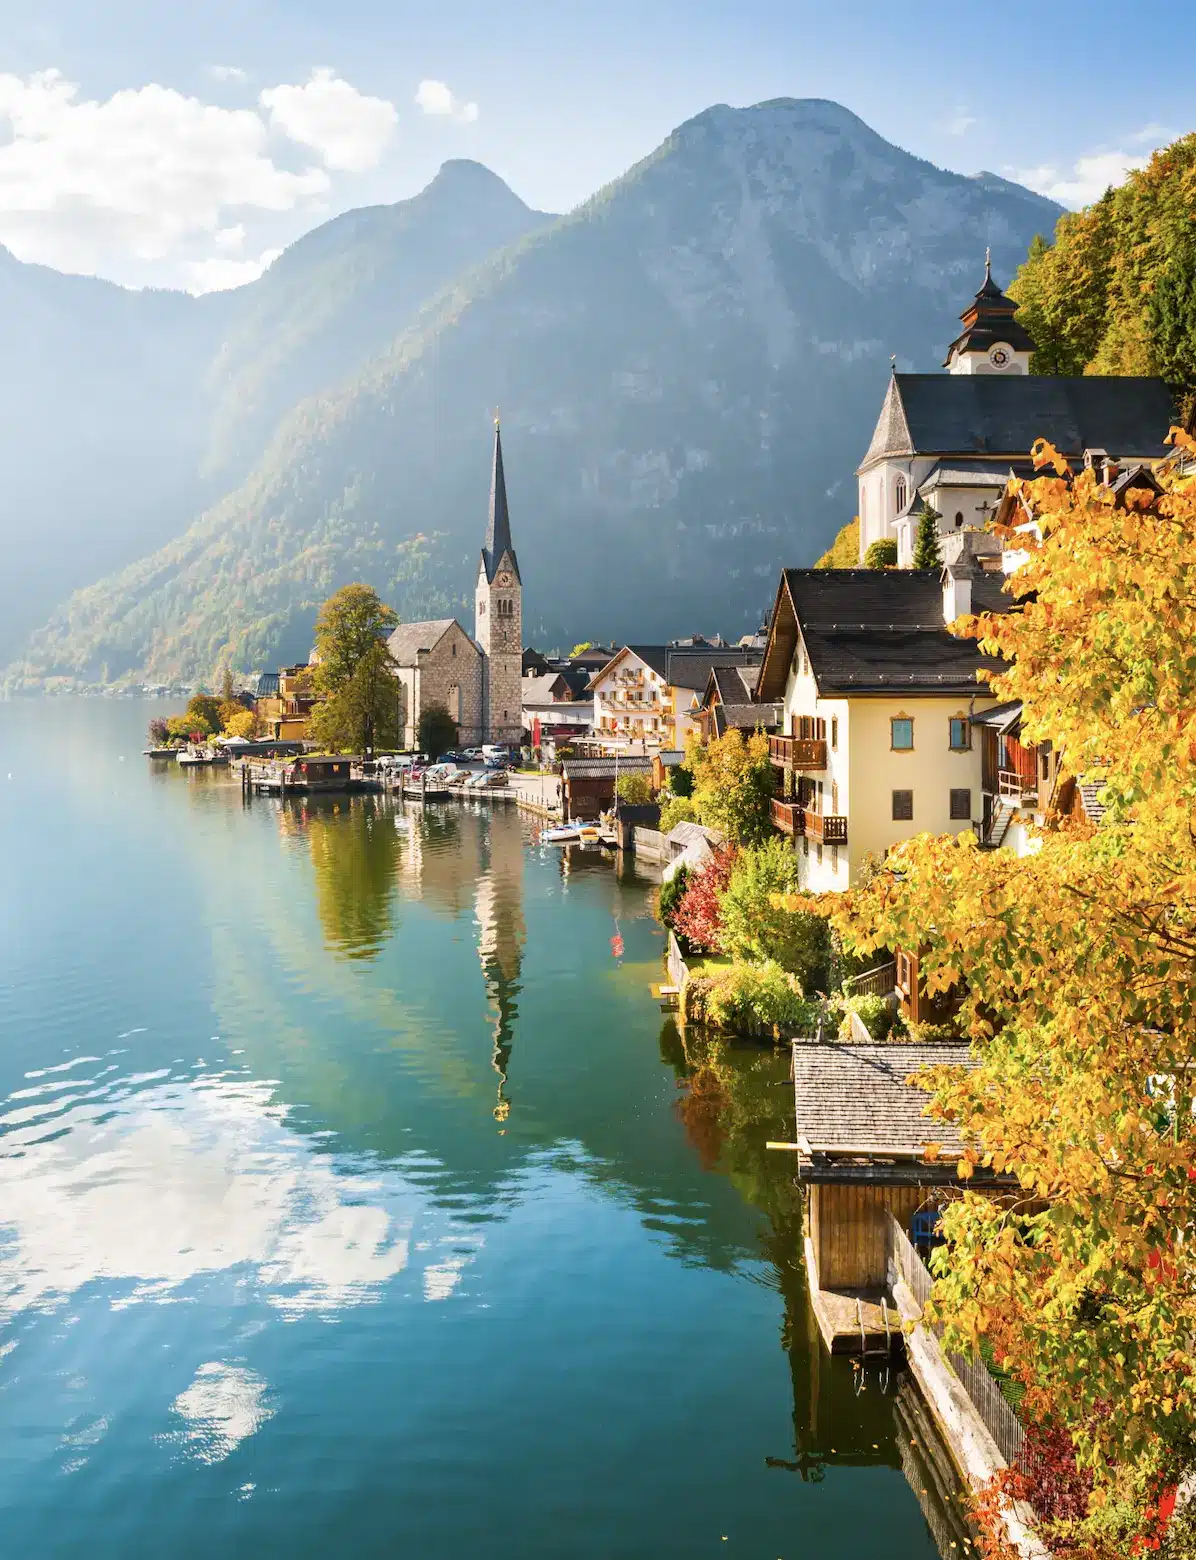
left=887, top=1215, right=1027, bottom=1471
left=842, top=961, right=897, bottom=999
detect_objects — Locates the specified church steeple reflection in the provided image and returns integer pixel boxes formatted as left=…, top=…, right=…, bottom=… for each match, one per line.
left=473, top=812, right=526, bottom=1123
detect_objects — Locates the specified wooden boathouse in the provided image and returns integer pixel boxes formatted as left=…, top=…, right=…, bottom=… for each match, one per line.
left=790, top=1040, right=1007, bottom=1355
left=240, top=755, right=356, bottom=795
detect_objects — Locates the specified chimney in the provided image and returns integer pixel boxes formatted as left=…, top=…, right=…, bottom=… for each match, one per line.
left=942, top=562, right=973, bottom=623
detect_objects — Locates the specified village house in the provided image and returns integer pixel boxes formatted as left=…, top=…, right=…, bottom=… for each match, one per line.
left=254, top=665, right=318, bottom=741
left=754, top=558, right=1010, bottom=890
left=695, top=663, right=780, bottom=742
left=587, top=642, right=759, bottom=750
left=856, top=256, right=1177, bottom=567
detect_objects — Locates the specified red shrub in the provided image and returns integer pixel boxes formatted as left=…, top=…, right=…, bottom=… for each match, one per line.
left=672, top=846, right=736, bottom=954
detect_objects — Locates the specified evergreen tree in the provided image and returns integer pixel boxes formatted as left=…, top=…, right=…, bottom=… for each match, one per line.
left=912, top=507, right=943, bottom=569
left=417, top=702, right=458, bottom=760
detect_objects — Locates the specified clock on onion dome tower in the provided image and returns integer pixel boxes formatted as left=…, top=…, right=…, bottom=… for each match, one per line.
left=474, top=418, right=524, bottom=746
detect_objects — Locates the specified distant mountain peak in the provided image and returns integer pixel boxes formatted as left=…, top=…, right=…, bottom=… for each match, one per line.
left=422, top=159, right=529, bottom=208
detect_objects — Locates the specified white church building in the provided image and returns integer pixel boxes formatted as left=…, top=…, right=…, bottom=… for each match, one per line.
left=856, top=255, right=1177, bottom=566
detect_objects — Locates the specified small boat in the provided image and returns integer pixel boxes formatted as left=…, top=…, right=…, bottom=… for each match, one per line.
left=177, top=746, right=230, bottom=767
left=541, top=823, right=583, bottom=844
left=143, top=747, right=177, bottom=760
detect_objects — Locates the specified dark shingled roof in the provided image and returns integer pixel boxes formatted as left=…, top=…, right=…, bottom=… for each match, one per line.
left=562, top=751, right=684, bottom=779
left=664, top=646, right=759, bottom=692
left=481, top=422, right=520, bottom=585
left=792, top=1040, right=974, bottom=1156
left=704, top=664, right=781, bottom=734
left=755, top=569, right=1011, bottom=700
left=387, top=619, right=477, bottom=665
left=859, top=373, right=1176, bottom=473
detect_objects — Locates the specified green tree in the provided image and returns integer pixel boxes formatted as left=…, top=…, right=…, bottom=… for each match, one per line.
left=167, top=712, right=211, bottom=740
left=911, top=506, right=943, bottom=569
left=863, top=538, right=898, bottom=569
left=659, top=794, right=698, bottom=832
left=309, top=641, right=403, bottom=753
left=312, top=584, right=398, bottom=696
left=668, top=765, right=694, bottom=798
left=815, top=518, right=860, bottom=568
left=687, top=729, right=774, bottom=845
left=185, top=693, right=223, bottom=731
left=219, top=666, right=235, bottom=703
left=718, top=837, right=829, bottom=988
left=417, top=701, right=458, bottom=760
left=615, top=772, right=654, bottom=805
left=569, top=641, right=595, bottom=658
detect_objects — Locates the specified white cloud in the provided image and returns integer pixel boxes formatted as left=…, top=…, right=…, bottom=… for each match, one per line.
left=946, top=107, right=976, bottom=137
left=414, top=79, right=479, bottom=125
left=1013, top=127, right=1168, bottom=209
left=166, top=1363, right=274, bottom=1465
left=0, top=67, right=399, bottom=289
left=261, top=67, right=397, bottom=172
left=186, top=246, right=281, bottom=294
left=207, top=65, right=249, bottom=85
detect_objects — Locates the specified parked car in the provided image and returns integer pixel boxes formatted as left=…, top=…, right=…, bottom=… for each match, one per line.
left=463, top=747, right=484, bottom=761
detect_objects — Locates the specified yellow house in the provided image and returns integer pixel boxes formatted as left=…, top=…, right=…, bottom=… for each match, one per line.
left=755, top=561, right=1011, bottom=889
left=254, top=665, right=317, bottom=741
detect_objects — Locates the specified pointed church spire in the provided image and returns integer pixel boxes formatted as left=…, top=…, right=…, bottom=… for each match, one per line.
left=482, top=417, right=520, bottom=583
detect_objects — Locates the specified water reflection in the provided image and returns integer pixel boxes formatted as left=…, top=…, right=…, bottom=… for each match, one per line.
left=474, top=810, right=525, bottom=1123
left=306, top=800, right=401, bottom=959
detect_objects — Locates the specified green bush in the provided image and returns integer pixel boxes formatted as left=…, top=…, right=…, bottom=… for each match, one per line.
left=669, top=765, right=694, bottom=798
left=690, top=960, right=821, bottom=1036
left=864, top=538, right=898, bottom=569
left=656, top=866, right=689, bottom=928
left=718, top=836, right=830, bottom=990
left=660, top=794, right=698, bottom=832
left=837, top=992, right=897, bottom=1040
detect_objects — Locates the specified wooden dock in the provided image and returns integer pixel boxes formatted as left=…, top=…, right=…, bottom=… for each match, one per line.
left=804, top=1235, right=903, bottom=1355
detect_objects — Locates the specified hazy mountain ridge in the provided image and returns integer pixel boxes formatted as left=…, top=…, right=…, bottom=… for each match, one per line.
left=6, top=99, right=1062, bottom=686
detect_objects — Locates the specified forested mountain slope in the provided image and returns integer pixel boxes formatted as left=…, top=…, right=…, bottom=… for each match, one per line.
left=8, top=99, right=1061, bottom=685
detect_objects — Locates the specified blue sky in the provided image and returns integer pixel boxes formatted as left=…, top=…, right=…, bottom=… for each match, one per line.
left=0, top=0, right=1186, bottom=291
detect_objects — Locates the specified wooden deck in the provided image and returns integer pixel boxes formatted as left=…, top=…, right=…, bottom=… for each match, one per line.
left=804, top=1235, right=903, bottom=1355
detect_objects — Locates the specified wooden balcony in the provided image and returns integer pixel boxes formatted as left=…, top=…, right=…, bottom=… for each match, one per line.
left=804, top=811, right=847, bottom=844
left=770, top=798, right=804, bottom=835
left=768, top=735, right=827, bottom=770
left=997, top=767, right=1038, bottom=802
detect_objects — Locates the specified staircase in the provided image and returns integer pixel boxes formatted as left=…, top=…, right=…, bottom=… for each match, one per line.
left=981, top=799, right=1016, bottom=850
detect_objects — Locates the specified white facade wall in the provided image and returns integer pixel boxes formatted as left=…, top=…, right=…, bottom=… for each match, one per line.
left=779, top=646, right=994, bottom=890
left=591, top=653, right=669, bottom=745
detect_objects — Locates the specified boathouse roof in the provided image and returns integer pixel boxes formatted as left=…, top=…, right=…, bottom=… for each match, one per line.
left=791, top=1040, right=980, bottom=1183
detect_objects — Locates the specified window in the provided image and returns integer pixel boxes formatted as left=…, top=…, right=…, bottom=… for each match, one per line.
left=497, top=598, right=515, bottom=618
left=892, top=789, right=913, bottom=821
left=452, top=641, right=457, bottom=657
left=949, top=717, right=970, bottom=751
left=802, top=835, right=809, bottom=858
left=831, top=781, right=839, bottom=812
left=895, top=476, right=907, bottom=514
left=816, top=842, right=823, bottom=865
left=954, top=511, right=964, bottom=528
left=448, top=684, right=461, bottom=721
left=831, top=716, right=838, bottom=750
left=891, top=717, right=914, bottom=750
left=479, top=600, right=487, bottom=615
left=831, top=844, right=839, bottom=871
left=950, top=788, right=972, bottom=821
left=1041, top=752, right=1050, bottom=780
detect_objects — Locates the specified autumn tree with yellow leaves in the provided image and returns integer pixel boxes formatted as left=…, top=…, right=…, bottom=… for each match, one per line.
left=779, top=433, right=1196, bottom=1549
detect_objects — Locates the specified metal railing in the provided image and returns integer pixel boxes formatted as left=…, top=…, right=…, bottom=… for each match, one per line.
left=887, top=1215, right=1027, bottom=1471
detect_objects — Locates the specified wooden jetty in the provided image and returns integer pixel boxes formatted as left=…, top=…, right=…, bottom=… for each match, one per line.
left=240, top=755, right=358, bottom=796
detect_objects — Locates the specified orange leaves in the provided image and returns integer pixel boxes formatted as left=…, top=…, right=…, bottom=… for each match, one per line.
left=1031, top=436, right=1070, bottom=475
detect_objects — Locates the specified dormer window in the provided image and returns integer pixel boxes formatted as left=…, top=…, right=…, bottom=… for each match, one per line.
left=895, top=476, right=907, bottom=515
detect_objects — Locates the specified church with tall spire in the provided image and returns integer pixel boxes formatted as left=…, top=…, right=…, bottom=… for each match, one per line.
left=474, top=421, right=524, bottom=746
left=387, top=421, right=526, bottom=748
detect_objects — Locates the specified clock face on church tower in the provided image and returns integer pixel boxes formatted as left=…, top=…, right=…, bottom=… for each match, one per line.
left=497, top=572, right=513, bottom=587
left=988, top=344, right=1011, bottom=369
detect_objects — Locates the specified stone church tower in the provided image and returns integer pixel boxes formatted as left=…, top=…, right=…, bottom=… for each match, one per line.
left=474, top=421, right=523, bottom=745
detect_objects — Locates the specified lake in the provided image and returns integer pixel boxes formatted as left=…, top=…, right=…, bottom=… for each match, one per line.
left=0, top=699, right=965, bottom=1558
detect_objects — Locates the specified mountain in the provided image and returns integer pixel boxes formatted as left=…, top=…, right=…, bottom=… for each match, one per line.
left=7, top=100, right=1062, bottom=686
left=0, top=161, right=550, bottom=663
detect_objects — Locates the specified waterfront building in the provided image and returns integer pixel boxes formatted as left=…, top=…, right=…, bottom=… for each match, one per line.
left=754, top=559, right=1009, bottom=889
left=587, top=641, right=758, bottom=750
left=856, top=256, right=1177, bottom=567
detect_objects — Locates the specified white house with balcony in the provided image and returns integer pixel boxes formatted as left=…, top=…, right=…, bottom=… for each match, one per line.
left=754, top=562, right=1012, bottom=890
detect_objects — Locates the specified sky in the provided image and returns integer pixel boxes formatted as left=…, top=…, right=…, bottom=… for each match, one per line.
left=0, top=0, right=1188, bottom=293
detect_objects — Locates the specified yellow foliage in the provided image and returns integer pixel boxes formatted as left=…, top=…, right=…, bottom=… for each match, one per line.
left=782, top=443, right=1196, bottom=1484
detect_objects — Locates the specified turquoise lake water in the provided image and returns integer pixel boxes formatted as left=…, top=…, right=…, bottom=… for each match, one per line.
left=0, top=699, right=960, bottom=1558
